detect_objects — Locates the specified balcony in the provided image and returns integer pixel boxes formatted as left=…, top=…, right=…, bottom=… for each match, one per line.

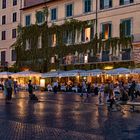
left=60, top=49, right=132, bottom=66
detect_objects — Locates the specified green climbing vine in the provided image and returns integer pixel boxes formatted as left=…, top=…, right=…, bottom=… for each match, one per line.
left=12, top=13, right=133, bottom=72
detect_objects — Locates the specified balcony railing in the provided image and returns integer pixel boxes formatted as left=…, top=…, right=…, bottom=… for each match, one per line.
left=60, top=50, right=132, bottom=65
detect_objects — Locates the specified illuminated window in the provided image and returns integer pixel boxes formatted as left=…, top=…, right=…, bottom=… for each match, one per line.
left=52, top=34, right=56, bottom=47
left=85, top=27, right=91, bottom=42
left=84, top=54, right=88, bottom=63
left=81, top=27, right=94, bottom=42
left=102, top=23, right=112, bottom=39
left=51, top=57, right=55, bottom=63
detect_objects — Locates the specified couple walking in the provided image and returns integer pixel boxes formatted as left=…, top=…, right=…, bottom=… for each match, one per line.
left=4, top=76, right=13, bottom=103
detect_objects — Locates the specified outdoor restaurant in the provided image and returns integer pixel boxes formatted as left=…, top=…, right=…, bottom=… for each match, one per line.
left=0, top=68, right=140, bottom=91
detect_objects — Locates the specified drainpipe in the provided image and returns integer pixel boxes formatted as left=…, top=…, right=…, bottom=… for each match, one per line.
left=95, top=0, right=98, bottom=35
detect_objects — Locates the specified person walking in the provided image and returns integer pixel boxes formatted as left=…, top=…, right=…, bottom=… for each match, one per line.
left=53, top=81, right=58, bottom=94
left=98, top=83, right=105, bottom=105
left=13, top=81, right=18, bottom=94
left=4, top=79, right=9, bottom=103
left=7, top=76, right=13, bottom=101
left=28, top=80, right=33, bottom=95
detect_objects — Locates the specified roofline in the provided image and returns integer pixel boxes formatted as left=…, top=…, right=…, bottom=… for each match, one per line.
left=20, top=0, right=55, bottom=10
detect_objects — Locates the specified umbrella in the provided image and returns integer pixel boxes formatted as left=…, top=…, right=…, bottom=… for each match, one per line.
left=106, top=68, right=131, bottom=75
left=11, top=70, right=41, bottom=77
left=41, top=71, right=63, bottom=78
left=59, top=70, right=86, bottom=77
left=86, top=69, right=103, bottom=76
left=132, top=68, right=140, bottom=74
left=0, top=72, right=13, bottom=78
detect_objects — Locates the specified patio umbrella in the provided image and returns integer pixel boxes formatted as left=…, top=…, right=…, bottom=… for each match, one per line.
left=106, top=68, right=131, bottom=75
left=86, top=69, right=103, bottom=76
left=11, top=70, right=41, bottom=78
left=0, top=72, right=13, bottom=78
left=132, top=68, right=140, bottom=74
left=41, top=71, right=63, bottom=78
left=59, top=70, right=86, bottom=77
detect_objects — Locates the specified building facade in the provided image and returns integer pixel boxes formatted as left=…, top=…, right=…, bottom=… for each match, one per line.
left=17, top=0, right=140, bottom=72
left=0, top=0, right=22, bottom=70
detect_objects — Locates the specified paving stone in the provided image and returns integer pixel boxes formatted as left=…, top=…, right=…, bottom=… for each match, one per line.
left=0, top=91, right=139, bottom=140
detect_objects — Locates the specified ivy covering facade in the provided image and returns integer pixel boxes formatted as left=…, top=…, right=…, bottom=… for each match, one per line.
left=12, top=10, right=134, bottom=72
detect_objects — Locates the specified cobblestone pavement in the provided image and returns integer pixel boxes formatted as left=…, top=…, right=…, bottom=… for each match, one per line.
left=0, top=91, right=140, bottom=140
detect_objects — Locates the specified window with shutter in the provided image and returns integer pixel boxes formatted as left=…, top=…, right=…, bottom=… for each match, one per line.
left=102, top=23, right=112, bottom=39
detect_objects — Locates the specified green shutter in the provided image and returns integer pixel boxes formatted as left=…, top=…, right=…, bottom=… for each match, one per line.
left=102, top=24, right=105, bottom=39
left=81, top=28, right=85, bottom=42
left=90, top=26, right=94, bottom=40
left=126, top=20, right=131, bottom=36
left=100, top=0, right=104, bottom=9
left=120, top=0, right=124, bottom=5
left=109, top=23, right=112, bottom=38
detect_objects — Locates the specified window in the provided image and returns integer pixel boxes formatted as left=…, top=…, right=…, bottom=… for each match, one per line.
left=120, top=0, right=134, bottom=5
left=102, top=23, right=112, bottom=39
left=66, top=4, right=73, bottom=17
left=1, top=31, right=6, bottom=40
left=51, top=8, right=57, bottom=21
left=38, top=36, right=42, bottom=48
left=51, top=57, right=55, bottom=63
left=2, top=15, right=6, bottom=25
left=13, top=0, right=17, bottom=6
left=81, top=27, right=94, bottom=42
left=12, top=29, right=16, bottom=38
left=13, top=12, right=17, bottom=22
left=121, top=19, right=132, bottom=36
left=2, top=0, right=6, bottom=9
left=52, top=34, right=57, bottom=47
left=11, top=50, right=16, bottom=61
left=1, top=51, right=6, bottom=66
left=36, top=11, right=45, bottom=24
left=100, top=0, right=112, bottom=9
left=25, top=15, right=31, bottom=26
left=84, top=54, right=88, bottom=63
left=84, top=0, right=91, bottom=13
left=63, top=31, right=72, bottom=45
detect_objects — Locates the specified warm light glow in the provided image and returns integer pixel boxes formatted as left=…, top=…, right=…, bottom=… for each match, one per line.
left=51, top=57, right=55, bottom=63
left=119, top=74, right=122, bottom=78
left=125, top=74, right=129, bottom=77
left=104, top=66, right=114, bottom=70
left=40, top=79, right=45, bottom=87
left=85, top=27, right=91, bottom=41
left=84, top=55, right=88, bottom=63
left=52, top=34, right=56, bottom=47
left=97, top=74, right=100, bottom=77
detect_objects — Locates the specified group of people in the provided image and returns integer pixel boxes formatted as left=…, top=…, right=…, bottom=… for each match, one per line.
left=98, top=80, right=140, bottom=109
